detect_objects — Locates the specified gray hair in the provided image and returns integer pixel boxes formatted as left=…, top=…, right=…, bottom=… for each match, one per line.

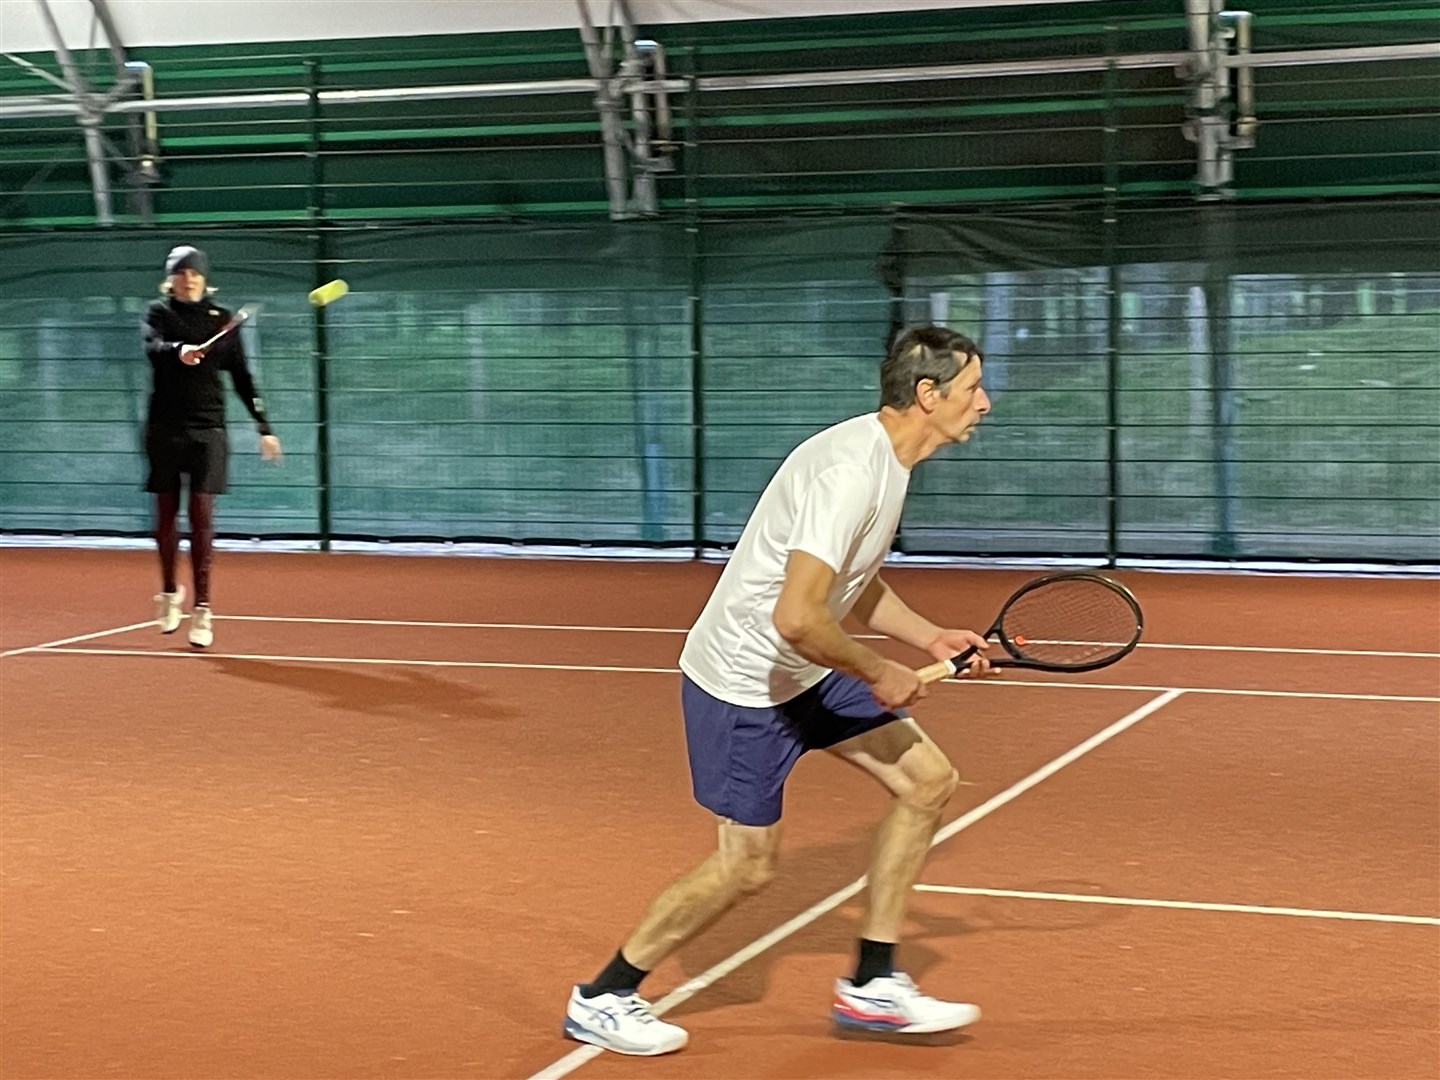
left=879, top=326, right=982, bottom=408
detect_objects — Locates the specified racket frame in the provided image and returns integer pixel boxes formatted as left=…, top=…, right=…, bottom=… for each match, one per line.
left=917, top=570, right=1144, bottom=681
left=196, top=304, right=257, bottom=353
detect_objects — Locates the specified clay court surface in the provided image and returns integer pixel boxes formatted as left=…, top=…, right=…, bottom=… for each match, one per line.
left=2, top=548, right=1437, bottom=1079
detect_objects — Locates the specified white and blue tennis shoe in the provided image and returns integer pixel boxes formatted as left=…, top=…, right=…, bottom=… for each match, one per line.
left=563, top=985, right=688, bottom=1056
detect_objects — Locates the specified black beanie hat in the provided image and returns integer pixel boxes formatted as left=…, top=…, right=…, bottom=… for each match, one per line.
left=165, top=245, right=208, bottom=277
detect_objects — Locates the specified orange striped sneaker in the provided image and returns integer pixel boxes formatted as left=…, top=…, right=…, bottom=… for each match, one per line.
left=832, top=972, right=980, bottom=1034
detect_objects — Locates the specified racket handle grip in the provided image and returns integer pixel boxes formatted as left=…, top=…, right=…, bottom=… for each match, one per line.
left=916, top=644, right=979, bottom=684
left=916, top=659, right=954, bottom=683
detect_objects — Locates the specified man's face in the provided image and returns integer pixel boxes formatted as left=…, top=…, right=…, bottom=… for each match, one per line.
left=926, top=355, right=990, bottom=443
left=170, top=268, right=205, bottom=302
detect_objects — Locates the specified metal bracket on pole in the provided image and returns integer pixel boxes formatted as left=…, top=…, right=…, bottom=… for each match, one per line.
left=1182, top=0, right=1256, bottom=199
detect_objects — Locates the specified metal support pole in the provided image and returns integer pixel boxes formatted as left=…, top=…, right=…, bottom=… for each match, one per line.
left=88, top=0, right=155, bottom=221
left=125, top=61, right=161, bottom=183
left=1224, top=10, right=1256, bottom=142
left=32, top=0, right=113, bottom=225
left=1184, top=2, right=1262, bottom=196
left=2, top=51, right=71, bottom=91
left=615, top=0, right=658, bottom=216
left=0, top=43, right=1433, bottom=120
left=641, top=41, right=675, bottom=151
left=577, top=0, right=632, bottom=220
left=1185, top=0, right=1233, bottom=195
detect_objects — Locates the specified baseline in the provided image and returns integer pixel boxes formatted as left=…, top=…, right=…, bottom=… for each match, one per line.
left=24, top=648, right=1440, bottom=704
left=914, top=884, right=1440, bottom=927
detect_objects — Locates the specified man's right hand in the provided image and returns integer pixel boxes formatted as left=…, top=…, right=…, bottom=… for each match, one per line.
left=869, top=658, right=927, bottom=710
left=179, top=345, right=206, bottom=366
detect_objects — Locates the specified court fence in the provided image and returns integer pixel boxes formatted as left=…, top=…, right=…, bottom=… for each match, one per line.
left=2, top=200, right=1436, bottom=563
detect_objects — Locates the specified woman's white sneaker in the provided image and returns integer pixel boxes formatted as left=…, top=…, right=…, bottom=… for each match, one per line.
left=831, top=972, right=980, bottom=1033
left=154, top=586, right=185, bottom=634
left=563, top=986, right=688, bottom=1056
left=188, top=604, right=214, bottom=649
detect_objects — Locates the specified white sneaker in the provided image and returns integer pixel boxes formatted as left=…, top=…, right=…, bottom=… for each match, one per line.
left=154, top=585, right=185, bottom=634
left=831, top=972, right=980, bottom=1034
left=562, top=986, right=688, bottom=1056
left=188, top=605, right=214, bottom=649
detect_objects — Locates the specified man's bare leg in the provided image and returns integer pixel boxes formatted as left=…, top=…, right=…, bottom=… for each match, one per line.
left=829, top=719, right=957, bottom=949
left=563, top=820, right=780, bottom=1056
left=822, top=718, right=977, bottom=1035
left=829, top=720, right=984, bottom=1042
left=583, top=819, right=780, bottom=988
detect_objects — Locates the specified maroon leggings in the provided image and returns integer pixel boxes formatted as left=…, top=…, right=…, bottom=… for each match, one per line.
left=155, top=490, right=215, bottom=605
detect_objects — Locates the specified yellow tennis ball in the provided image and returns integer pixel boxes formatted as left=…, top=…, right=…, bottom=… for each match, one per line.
left=308, top=279, right=349, bottom=307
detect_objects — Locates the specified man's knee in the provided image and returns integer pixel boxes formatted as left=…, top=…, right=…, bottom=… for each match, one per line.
left=902, top=756, right=960, bottom=814
left=730, top=848, right=778, bottom=894
left=718, top=821, right=781, bottom=895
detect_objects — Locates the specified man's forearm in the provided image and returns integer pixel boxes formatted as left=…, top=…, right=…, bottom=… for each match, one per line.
left=859, top=581, right=942, bottom=652
left=781, top=613, right=890, bottom=684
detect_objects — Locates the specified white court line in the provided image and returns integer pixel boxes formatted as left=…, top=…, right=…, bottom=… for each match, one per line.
left=32, top=648, right=676, bottom=676
left=914, top=885, right=1440, bottom=927
left=934, top=678, right=1440, bottom=705
left=0, top=621, right=153, bottom=659
left=221, top=615, right=691, bottom=634
left=526, top=689, right=1184, bottom=1080
left=24, top=648, right=1440, bottom=703
left=216, top=615, right=1440, bottom=660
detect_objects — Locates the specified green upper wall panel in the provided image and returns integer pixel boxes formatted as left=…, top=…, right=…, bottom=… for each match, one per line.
left=1, top=0, right=1435, bottom=228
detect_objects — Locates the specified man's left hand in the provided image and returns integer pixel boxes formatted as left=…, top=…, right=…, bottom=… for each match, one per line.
left=260, top=434, right=282, bottom=462
left=926, top=629, right=996, bottom=678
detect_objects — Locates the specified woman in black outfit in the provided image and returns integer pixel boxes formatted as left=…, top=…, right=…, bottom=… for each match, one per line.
left=143, top=245, right=281, bottom=648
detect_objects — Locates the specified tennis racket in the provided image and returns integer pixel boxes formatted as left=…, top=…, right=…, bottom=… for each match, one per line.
left=195, top=303, right=258, bottom=353
left=917, top=571, right=1143, bottom=682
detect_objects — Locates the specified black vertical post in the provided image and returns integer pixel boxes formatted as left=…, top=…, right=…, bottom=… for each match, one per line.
left=1204, top=205, right=1239, bottom=557
left=1102, top=29, right=1122, bottom=566
left=685, top=48, right=706, bottom=559
left=305, top=58, right=332, bottom=550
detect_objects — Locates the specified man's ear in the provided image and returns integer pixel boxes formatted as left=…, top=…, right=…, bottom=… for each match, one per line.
left=914, top=378, right=938, bottom=413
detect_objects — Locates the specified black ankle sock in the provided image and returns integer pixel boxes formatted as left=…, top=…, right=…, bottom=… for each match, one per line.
left=579, top=949, right=649, bottom=999
left=851, top=938, right=895, bottom=987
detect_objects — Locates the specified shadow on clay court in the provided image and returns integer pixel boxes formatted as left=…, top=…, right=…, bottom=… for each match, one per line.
left=205, top=656, right=519, bottom=724
left=668, top=828, right=1127, bottom=1019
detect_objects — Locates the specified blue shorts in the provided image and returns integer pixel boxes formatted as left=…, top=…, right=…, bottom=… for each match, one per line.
left=681, top=671, right=907, bottom=827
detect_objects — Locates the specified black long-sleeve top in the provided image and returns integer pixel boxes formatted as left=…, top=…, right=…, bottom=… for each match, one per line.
left=143, top=297, right=272, bottom=435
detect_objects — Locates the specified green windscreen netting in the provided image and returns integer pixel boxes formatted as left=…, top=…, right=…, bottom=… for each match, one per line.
left=0, top=232, right=318, bottom=535
left=325, top=224, right=693, bottom=542
left=1, top=201, right=1436, bottom=560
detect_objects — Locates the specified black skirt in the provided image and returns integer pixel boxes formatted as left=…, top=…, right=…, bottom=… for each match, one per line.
left=143, top=426, right=229, bottom=494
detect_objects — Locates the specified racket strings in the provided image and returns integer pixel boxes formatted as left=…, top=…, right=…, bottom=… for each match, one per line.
left=1001, top=579, right=1140, bottom=667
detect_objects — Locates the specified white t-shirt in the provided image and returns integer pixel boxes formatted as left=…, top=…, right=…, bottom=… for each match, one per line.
left=679, top=413, right=911, bottom=706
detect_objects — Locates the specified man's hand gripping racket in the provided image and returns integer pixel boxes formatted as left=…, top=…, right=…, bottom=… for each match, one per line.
left=917, top=571, right=1144, bottom=683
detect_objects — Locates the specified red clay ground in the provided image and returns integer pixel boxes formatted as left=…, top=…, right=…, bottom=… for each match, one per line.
left=1, top=548, right=1437, bottom=1080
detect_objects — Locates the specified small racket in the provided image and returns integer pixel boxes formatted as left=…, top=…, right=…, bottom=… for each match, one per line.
left=195, top=304, right=258, bottom=353
left=918, top=571, right=1143, bottom=682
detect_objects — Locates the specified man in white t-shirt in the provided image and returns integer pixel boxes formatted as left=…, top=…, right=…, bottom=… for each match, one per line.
left=563, top=326, right=994, bottom=1056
